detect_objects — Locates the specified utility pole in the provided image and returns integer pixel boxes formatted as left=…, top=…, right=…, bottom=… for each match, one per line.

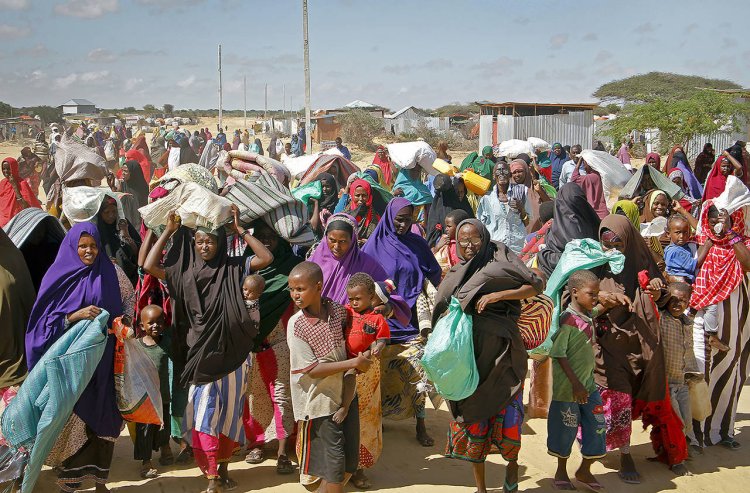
left=283, top=84, right=286, bottom=118
left=303, top=0, right=312, bottom=152
left=243, top=75, right=247, bottom=129
left=218, top=44, right=223, bottom=130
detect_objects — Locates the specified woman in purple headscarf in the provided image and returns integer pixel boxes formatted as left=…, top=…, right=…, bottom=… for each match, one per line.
left=24, top=222, right=135, bottom=493
left=361, top=198, right=442, bottom=447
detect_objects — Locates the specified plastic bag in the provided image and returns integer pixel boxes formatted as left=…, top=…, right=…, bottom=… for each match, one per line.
left=104, top=140, right=116, bottom=161
left=291, top=181, right=323, bottom=206
left=688, top=377, right=711, bottom=421
left=579, top=149, right=633, bottom=206
left=527, top=137, right=551, bottom=152
left=420, top=297, right=479, bottom=401
left=387, top=141, right=437, bottom=173
left=496, top=139, right=535, bottom=158
left=111, top=318, right=164, bottom=425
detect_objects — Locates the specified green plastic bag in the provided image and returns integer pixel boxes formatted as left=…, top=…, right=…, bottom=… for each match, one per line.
left=291, top=181, right=322, bottom=207
left=420, top=296, right=479, bottom=401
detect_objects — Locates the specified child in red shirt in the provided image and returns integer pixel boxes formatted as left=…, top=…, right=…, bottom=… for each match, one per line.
left=344, top=273, right=391, bottom=358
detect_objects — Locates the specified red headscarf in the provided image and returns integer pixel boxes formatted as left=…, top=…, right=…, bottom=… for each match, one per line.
left=348, top=178, right=379, bottom=235
left=703, top=156, right=729, bottom=201
left=645, top=152, right=661, bottom=169
left=125, top=148, right=152, bottom=181
left=662, top=145, right=682, bottom=174
left=0, top=157, right=42, bottom=227
left=690, top=200, right=748, bottom=310
left=372, top=146, right=394, bottom=186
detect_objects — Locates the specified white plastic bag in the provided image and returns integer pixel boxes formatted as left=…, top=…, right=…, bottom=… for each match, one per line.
left=104, top=140, right=116, bottom=161
left=139, top=181, right=234, bottom=232
left=527, top=137, right=550, bottom=152
left=579, top=149, right=634, bottom=207
left=496, top=139, right=535, bottom=158
left=387, top=141, right=437, bottom=174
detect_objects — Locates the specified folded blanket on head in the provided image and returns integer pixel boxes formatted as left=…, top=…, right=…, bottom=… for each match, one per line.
left=0, top=312, right=110, bottom=493
left=139, top=181, right=233, bottom=232
left=227, top=150, right=290, bottom=185
left=54, top=135, right=109, bottom=184
left=151, top=163, right=218, bottom=194
left=297, top=154, right=360, bottom=188
left=61, top=186, right=126, bottom=225
left=2, top=208, right=66, bottom=248
left=224, top=170, right=314, bottom=245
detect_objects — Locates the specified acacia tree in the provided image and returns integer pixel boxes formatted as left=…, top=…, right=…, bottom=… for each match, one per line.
left=163, top=103, right=174, bottom=115
left=604, top=91, right=750, bottom=153
left=338, top=109, right=383, bottom=151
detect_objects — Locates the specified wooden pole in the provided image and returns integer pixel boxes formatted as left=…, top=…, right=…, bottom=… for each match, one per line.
left=243, top=75, right=247, bottom=129
left=218, top=44, right=223, bottom=131
left=303, top=0, right=312, bottom=152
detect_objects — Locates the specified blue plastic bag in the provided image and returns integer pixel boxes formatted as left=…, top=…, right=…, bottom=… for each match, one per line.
left=420, top=296, right=478, bottom=401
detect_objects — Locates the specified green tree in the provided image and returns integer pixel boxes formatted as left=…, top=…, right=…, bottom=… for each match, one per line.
left=143, top=104, right=156, bottom=113
left=604, top=91, right=750, bottom=153
left=594, top=72, right=741, bottom=103
left=0, top=101, right=13, bottom=118
left=163, top=103, right=174, bottom=115
left=19, top=105, right=63, bottom=124
left=338, top=109, right=383, bottom=151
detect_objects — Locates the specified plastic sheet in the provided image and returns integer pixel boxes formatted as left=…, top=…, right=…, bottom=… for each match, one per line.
left=495, top=139, right=535, bottom=158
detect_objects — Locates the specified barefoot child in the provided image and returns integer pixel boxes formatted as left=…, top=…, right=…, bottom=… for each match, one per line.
left=548, top=270, right=606, bottom=491
left=287, top=262, right=372, bottom=493
left=133, top=305, right=174, bottom=478
left=344, top=273, right=391, bottom=489
left=661, top=282, right=703, bottom=461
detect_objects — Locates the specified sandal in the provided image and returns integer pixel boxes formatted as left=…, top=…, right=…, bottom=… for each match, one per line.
left=575, top=479, right=604, bottom=492
left=221, top=478, right=238, bottom=491
left=720, top=438, right=741, bottom=450
left=245, top=448, right=264, bottom=464
left=140, top=466, right=158, bottom=479
left=175, top=446, right=193, bottom=465
left=553, top=479, right=577, bottom=490
left=276, top=455, right=295, bottom=475
left=504, top=480, right=519, bottom=493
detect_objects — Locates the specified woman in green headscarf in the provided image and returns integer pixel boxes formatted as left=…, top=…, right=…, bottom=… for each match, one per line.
left=242, top=221, right=301, bottom=474
left=460, top=146, right=496, bottom=181
left=611, top=200, right=640, bottom=230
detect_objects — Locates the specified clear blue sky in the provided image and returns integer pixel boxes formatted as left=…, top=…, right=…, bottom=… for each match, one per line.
left=1, top=0, right=747, bottom=111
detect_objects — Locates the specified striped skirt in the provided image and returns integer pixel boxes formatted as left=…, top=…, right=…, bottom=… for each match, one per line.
left=693, top=278, right=750, bottom=445
left=185, top=357, right=251, bottom=478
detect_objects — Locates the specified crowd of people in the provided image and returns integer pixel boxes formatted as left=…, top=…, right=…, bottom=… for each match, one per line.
left=0, top=123, right=749, bottom=493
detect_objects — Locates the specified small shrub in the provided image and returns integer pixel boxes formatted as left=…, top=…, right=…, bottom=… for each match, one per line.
left=338, top=109, right=383, bottom=152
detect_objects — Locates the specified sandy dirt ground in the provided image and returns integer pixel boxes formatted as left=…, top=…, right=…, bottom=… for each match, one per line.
left=27, top=379, right=750, bottom=492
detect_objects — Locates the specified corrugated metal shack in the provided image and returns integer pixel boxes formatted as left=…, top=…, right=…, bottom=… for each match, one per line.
left=384, top=106, right=450, bottom=135
left=477, top=101, right=597, bottom=151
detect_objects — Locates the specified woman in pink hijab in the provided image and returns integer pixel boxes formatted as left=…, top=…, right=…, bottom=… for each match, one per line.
left=571, top=156, right=609, bottom=219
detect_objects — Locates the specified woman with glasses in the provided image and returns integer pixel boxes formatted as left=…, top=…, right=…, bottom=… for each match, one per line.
left=435, top=218, right=543, bottom=493
left=477, top=162, right=531, bottom=255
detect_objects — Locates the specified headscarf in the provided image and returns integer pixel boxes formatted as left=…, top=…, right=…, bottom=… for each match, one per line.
left=254, top=138, right=264, bottom=155
left=571, top=162, right=608, bottom=219
left=317, top=172, right=339, bottom=214
left=645, top=152, right=661, bottom=169
left=150, top=134, right=166, bottom=164
left=179, top=137, right=199, bottom=165
left=703, top=155, right=731, bottom=201
left=348, top=179, right=380, bottom=239
left=232, top=132, right=241, bottom=150
left=433, top=218, right=542, bottom=422
left=372, top=146, right=393, bottom=186
left=426, top=174, right=474, bottom=246
left=612, top=200, right=640, bottom=230
left=640, top=189, right=669, bottom=223
left=537, top=183, right=601, bottom=277
left=25, top=222, right=123, bottom=437
left=309, top=214, right=390, bottom=304
left=598, top=214, right=662, bottom=299
left=460, top=146, right=495, bottom=181
left=252, top=226, right=302, bottom=345
left=120, top=159, right=149, bottom=208
left=164, top=226, right=257, bottom=386
left=665, top=148, right=703, bottom=199
left=125, top=147, right=152, bottom=182
left=1, top=157, right=42, bottom=227
left=95, top=196, right=141, bottom=284
left=362, top=198, right=442, bottom=307
left=690, top=202, right=747, bottom=310
left=392, top=168, right=432, bottom=206
left=694, top=144, right=715, bottom=184
left=0, top=229, right=36, bottom=389
left=268, top=135, right=279, bottom=159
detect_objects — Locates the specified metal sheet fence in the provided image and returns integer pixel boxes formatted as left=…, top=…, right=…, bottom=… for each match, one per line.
left=479, top=111, right=593, bottom=151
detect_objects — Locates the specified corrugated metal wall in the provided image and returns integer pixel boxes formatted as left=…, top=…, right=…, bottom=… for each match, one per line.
left=385, top=116, right=450, bottom=135
left=479, top=111, right=593, bottom=151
